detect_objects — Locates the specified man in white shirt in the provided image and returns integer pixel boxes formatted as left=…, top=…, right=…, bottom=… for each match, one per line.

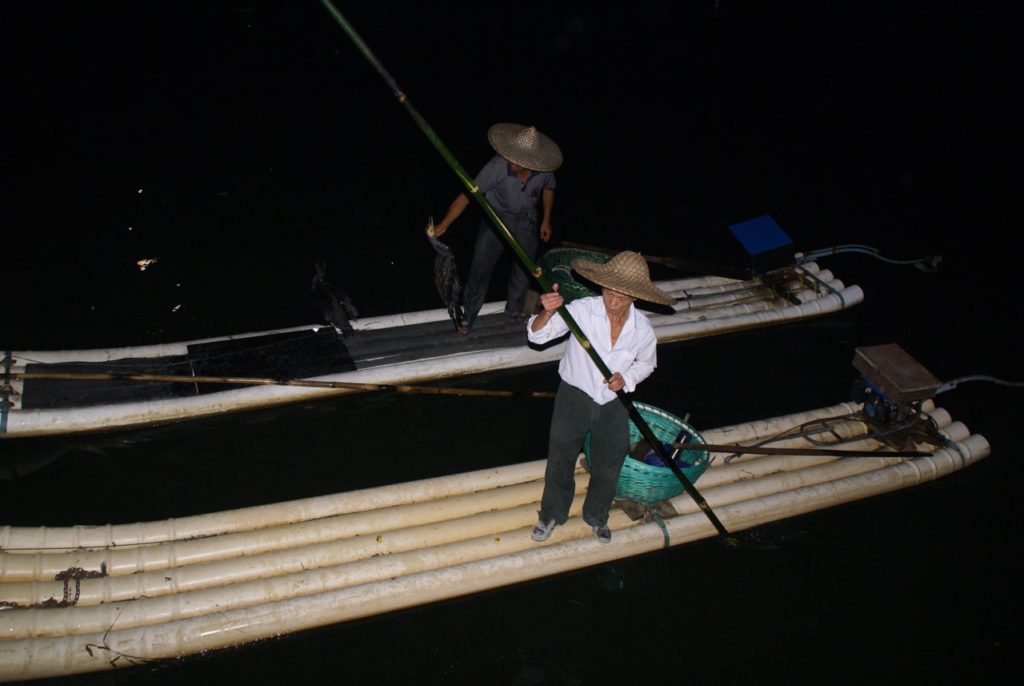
left=527, top=251, right=675, bottom=543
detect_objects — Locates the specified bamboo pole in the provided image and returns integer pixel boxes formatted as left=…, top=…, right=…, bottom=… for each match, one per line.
left=320, top=0, right=734, bottom=541
left=7, top=371, right=555, bottom=399
left=675, top=443, right=930, bottom=458
left=561, top=240, right=752, bottom=280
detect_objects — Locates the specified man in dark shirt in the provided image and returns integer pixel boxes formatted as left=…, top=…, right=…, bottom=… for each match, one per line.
left=433, top=123, right=561, bottom=333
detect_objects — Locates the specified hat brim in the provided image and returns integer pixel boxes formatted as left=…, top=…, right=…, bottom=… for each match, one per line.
left=487, top=123, right=563, bottom=172
left=571, top=258, right=676, bottom=306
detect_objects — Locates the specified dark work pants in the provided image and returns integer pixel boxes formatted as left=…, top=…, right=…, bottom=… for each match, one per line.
left=539, top=382, right=630, bottom=528
left=462, top=217, right=538, bottom=325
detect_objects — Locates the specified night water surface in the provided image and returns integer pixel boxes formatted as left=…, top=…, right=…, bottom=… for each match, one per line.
left=4, top=3, right=1020, bottom=684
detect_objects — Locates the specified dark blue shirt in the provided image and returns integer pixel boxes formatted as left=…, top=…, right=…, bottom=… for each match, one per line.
left=475, top=155, right=557, bottom=229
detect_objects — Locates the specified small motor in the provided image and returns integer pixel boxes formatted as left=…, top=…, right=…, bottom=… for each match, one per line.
left=850, top=344, right=942, bottom=425
left=851, top=376, right=905, bottom=424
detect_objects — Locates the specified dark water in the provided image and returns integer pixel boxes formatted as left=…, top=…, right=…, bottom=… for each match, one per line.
left=3, top=2, right=1021, bottom=684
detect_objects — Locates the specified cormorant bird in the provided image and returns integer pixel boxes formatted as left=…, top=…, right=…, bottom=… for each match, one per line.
left=425, top=218, right=465, bottom=332
left=311, top=260, right=359, bottom=335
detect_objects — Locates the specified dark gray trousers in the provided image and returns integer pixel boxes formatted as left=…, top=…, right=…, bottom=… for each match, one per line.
left=462, top=217, right=538, bottom=325
left=539, top=382, right=630, bottom=528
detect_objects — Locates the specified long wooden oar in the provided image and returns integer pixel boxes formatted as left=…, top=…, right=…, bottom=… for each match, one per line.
left=321, top=0, right=735, bottom=543
left=7, top=371, right=556, bottom=399
left=676, top=443, right=931, bottom=458
left=562, top=240, right=752, bottom=281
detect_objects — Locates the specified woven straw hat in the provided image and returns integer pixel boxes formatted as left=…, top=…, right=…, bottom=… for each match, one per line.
left=571, top=251, right=676, bottom=306
left=487, top=123, right=563, bottom=172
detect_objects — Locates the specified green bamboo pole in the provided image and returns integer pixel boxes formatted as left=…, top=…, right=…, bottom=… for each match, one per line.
left=321, top=0, right=736, bottom=542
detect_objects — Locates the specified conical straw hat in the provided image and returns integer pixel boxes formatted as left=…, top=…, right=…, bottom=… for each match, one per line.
left=571, top=251, right=676, bottom=306
left=487, top=123, right=563, bottom=172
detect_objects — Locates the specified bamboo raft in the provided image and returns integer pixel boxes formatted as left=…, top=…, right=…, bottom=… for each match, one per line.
left=0, top=398, right=987, bottom=681
left=1, top=261, right=861, bottom=438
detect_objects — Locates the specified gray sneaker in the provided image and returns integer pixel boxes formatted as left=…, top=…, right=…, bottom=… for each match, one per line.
left=592, top=525, right=612, bottom=544
left=531, top=518, right=557, bottom=542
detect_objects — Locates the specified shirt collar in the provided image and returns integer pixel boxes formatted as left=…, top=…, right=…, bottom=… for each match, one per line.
left=506, top=162, right=535, bottom=181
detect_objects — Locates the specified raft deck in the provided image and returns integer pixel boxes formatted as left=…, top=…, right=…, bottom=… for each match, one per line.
left=0, top=398, right=988, bottom=681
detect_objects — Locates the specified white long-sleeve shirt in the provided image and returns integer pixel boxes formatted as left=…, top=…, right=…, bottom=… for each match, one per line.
left=527, top=296, right=657, bottom=405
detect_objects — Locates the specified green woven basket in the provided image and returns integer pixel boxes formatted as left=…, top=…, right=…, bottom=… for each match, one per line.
left=537, top=247, right=609, bottom=302
left=584, top=403, right=710, bottom=504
